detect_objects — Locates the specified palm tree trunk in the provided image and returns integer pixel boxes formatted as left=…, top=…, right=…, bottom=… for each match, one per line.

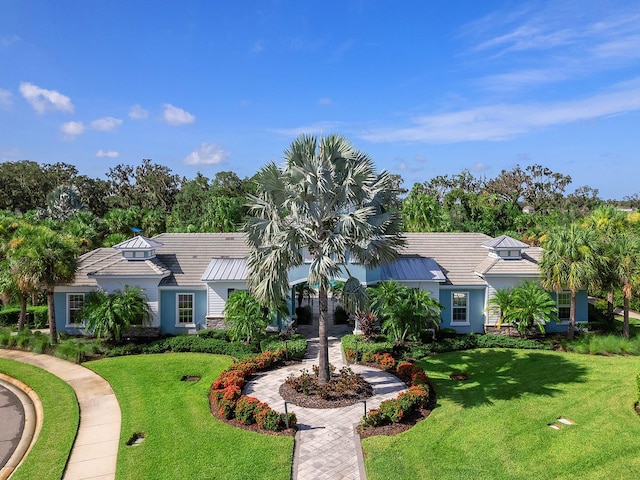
left=18, top=293, right=27, bottom=330
left=607, top=290, right=614, bottom=330
left=568, top=290, right=576, bottom=340
left=47, top=288, right=57, bottom=344
left=623, top=296, right=630, bottom=339
left=317, top=284, right=330, bottom=384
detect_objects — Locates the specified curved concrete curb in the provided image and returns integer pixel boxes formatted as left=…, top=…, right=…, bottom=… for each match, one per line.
left=0, top=375, right=42, bottom=480
left=0, top=349, right=121, bottom=480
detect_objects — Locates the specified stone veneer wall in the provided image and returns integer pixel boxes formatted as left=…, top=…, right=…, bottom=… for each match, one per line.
left=206, top=316, right=226, bottom=330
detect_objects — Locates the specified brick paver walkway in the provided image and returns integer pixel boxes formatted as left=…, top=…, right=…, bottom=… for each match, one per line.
left=245, top=326, right=406, bottom=480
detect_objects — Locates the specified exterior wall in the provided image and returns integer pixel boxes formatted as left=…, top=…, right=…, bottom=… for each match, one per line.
left=205, top=281, right=248, bottom=319
left=483, top=276, right=539, bottom=325
left=54, top=289, right=92, bottom=335
left=160, top=288, right=207, bottom=335
left=438, top=287, right=486, bottom=334
left=94, top=277, right=162, bottom=327
left=546, top=289, right=589, bottom=333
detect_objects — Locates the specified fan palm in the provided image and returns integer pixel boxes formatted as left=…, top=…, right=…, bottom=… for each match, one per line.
left=244, top=134, right=404, bottom=382
left=540, top=223, right=604, bottom=339
left=609, top=233, right=640, bottom=337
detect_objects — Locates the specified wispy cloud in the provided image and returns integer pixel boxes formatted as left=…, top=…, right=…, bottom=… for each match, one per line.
left=318, top=98, right=333, bottom=106
left=251, top=40, right=265, bottom=54
left=91, top=116, right=122, bottom=131
left=271, top=121, right=346, bottom=137
left=20, top=82, right=74, bottom=114
left=1, top=35, right=21, bottom=48
left=129, top=104, right=149, bottom=120
left=360, top=79, right=640, bottom=144
left=0, top=88, right=12, bottom=108
left=183, top=143, right=229, bottom=165
left=163, top=103, right=195, bottom=125
left=60, top=121, right=85, bottom=140
left=96, top=149, right=119, bottom=158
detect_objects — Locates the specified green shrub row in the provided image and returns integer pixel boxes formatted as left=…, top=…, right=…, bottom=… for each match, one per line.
left=0, top=327, right=51, bottom=353
left=260, top=334, right=307, bottom=360
left=0, top=306, right=48, bottom=328
left=341, top=334, right=394, bottom=358
left=106, top=336, right=257, bottom=359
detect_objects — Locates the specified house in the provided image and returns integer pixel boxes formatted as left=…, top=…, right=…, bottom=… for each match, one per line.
left=54, top=232, right=588, bottom=336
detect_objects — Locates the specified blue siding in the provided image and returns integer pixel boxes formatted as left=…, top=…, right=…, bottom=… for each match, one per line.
left=546, top=290, right=589, bottom=333
left=438, top=288, right=486, bottom=334
left=160, top=290, right=207, bottom=335
left=54, top=291, right=88, bottom=335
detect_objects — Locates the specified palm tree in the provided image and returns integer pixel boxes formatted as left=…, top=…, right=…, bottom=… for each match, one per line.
left=503, top=281, right=558, bottom=335
left=609, top=233, right=640, bottom=338
left=540, top=223, right=603, bottom=340
left=23, top=226, right=79, bottom=343
left=486, top=287, right=514, bottom=330
left=244, top=134, right=404, bottom=383
left=583, top=206, right=628, bottom=328
left=223, top=290, right=265, bottom=343
left=44, top=184, right=85, bottom=221
left=82, top=286, right=150, bottom=341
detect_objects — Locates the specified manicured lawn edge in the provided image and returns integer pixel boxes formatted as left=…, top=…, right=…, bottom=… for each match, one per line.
left=0, top=358, right=78, bottom=480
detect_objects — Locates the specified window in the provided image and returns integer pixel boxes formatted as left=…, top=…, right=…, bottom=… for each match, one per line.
left=177, top=293, right=194, bottom=324
left=451, top=292, right=468, bottom=324
left=557, top=291, right=571, bottom=321
left=67, top=294, right=84, bottom=325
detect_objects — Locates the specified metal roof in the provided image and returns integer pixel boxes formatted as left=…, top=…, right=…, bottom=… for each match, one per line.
left=112, top=235, right=164, bottom=250
left=381, top=257, right=445, bottom=282
left=201, top=258, right=248, bottom=281
left=481, top=235, right=529, bottom=249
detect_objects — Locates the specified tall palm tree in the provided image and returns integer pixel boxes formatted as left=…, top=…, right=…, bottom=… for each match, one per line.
left=23, top=226, right=79, bottom=343
left=609, top=233, right=640, bottom=338
left=244, top=134, right=404, bottom=383
left=540, top=223, right=603, bottom=340
left=583, top=206, right=628, bottom=328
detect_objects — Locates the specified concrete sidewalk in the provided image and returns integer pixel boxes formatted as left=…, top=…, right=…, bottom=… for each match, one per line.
left=245, top=332, right=406, bottom=480
left=0, top=349, right=121, bottom=480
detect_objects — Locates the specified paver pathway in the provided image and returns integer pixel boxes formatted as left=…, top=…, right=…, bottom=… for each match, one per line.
left=0, top=349, right=120, bottom=480
left=245, top=333, right=406, bottom=480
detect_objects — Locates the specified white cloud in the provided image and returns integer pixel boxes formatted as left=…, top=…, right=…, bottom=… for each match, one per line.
left=96, top=149, right=119, bottom=158
left=129, top=104, right=149, bottom=120
left=60, top=121, right=85, bottom=139
left=91, top=116, right=122, bottom=131
left=163, top=103, right=195, bottom=125
left=183, top=143, right=230, bottom=166
left=360, top=79, right=640, bottom=144
left=0, top=88, right=12, bottom=108
left=19, top=82, right=74, bottom=114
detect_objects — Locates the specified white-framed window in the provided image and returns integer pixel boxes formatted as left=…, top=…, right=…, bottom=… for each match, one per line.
left=67, top=293, right=85, bottom=325
left=177, top=293, right=194, bottom=325
left=451, top=292, right=469, bottom=325
left=557, top=291, right=571, bottom=322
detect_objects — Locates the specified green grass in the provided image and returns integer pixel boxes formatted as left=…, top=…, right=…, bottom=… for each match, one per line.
left=86, top=353, right=293, bottom=480
left=363, top=349, right=640, bottom=480
left=0, top=359, right=78, bottom=480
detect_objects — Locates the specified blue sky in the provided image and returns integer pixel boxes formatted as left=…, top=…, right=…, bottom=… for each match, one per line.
left=1, top=0, right=639, bottom=199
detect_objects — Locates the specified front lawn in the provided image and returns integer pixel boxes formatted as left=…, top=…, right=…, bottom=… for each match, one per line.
left=86, top=353, right=293, bottom=480
left=0, top=359, right=78, bottom=480
left=363, top=349, right=640, bottom=480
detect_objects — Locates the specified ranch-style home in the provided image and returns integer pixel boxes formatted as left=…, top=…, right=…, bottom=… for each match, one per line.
left=54, top=232, right=588, bottom=336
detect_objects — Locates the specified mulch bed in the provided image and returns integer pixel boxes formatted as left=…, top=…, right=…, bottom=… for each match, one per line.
left=279, top=382, right=373, bottom=408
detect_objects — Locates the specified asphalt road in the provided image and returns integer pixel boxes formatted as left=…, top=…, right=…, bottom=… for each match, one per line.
left=0, top=381, right=25, bottom=469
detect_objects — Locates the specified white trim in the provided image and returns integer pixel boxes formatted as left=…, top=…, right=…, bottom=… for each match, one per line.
left=557, top=291, right=571, bottom=322
left=66, top=293, right=85, bottom=326
left=175, top=293, right=194, bottom=326
left=451, top=291, right=470, bottom=326
left=159, top=285, right=207, bottom=291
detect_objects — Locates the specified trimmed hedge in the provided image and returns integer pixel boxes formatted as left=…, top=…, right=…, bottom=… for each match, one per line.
left=0, top=306, right=48, bottom=328
left=260, top=334, right=307, bottom=360
left=106, top=335, right=257, bottom=359
left=341, top=334, right=394, bottom=360
left=209, top=349, right=297, bottom=432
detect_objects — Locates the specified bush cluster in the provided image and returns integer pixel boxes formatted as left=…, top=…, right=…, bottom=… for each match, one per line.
left=566, top=333, right=640, bottom=356
left=295, top=306, right=312, bottom=325
left=260, top=334, right=307, bottom=360
left=342, top=334, right=394, bottom=362
left=106, top=336, right=257, bottom=359
left=285, top=364, right=371, bottom=400
left=209, top=349, right=296, bottom=432
left=0, top=327, right=52, bottom=353
left=360, top=352, right=396, bottom=371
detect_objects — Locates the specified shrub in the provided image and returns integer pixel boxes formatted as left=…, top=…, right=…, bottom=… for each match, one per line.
left=637, top=371, right=640, bottom=405
left=55, top=338, right=99, bottom=363
left=373, top=353, right=396, bottom=371
left=334, top=305, right=349, bottom=325
left=255, top=407, right=284, bottom=431
left=341, top=334, right=393, bottom=362
left=30, top=306, right=49, bottom=328
left=566, top=333, right=640, bottom=356
left=235, top=396, right=262, bottom=425
left=197, top=329, right=230, bottom=340
left=357, top=312, right=379, bottom=340
left=0, top=307, right=20, bottom=327
left=260, top=334, right=307, bottom=360
left=210, top=385, right=241, bottom=419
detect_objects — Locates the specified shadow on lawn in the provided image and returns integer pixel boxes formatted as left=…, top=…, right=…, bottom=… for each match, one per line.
left=420, top=349, right=588, bottom=409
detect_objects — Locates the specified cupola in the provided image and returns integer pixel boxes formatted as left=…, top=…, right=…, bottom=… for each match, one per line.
left=112, top=236, right=164, bottom=261
left=481, top=235, right=529, bottom=260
